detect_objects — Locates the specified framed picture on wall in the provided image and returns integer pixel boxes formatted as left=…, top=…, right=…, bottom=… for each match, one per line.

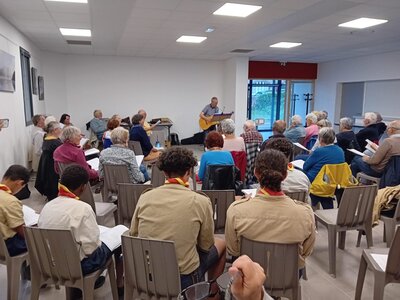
left=0, top=49, right=16, bottom=92
left=38, top=76, right=44, bottom=100
left=31, top=67, right=37, bottom=95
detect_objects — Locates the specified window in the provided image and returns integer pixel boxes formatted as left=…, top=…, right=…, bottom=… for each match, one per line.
left=20, top=47, right=33, bottom=125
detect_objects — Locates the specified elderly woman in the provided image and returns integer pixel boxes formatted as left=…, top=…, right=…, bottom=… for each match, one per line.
left=284, top=115, right=306, bottom=143
left=102, top=116, right=121, bottom=149
left=99, top=127, right=149, bottom=183
left=221, top=119, right=245, bottom=152
left=336, top=117, right=361, bottom=164
left=35, top=121, right=63, bottom=200
left=356, top=112, right=380, bottom=151
left=303, top=113, right=319, bottom=147
left=53, top=126, right=99, bottom=180
left=198, top=131, right=234, bottom=181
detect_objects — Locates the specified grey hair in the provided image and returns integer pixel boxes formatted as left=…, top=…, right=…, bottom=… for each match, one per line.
left=306, top=113, right=318, bottom=124
left=93, top=109, right=102, bottom=117
left=317, top=119, right=332, bottom=128
left=110, top=127, right=129, bottom=145
left=45, top=121, right=61, bottom=134
left=221, top=118, right=235, bottom=134
left=44, top=116, right=57, bottom=127
left=61, top=126, right=81, bottom=142
left=291, top=115, right=302, bottom=125
left=244, top=120, right=256, bottom=130
left=375, top=112, right=383, bottom=122
left=364, top=112, right=377, bottom=125
left=339, top=117, right=353, bottom=130
left=318, top=127, right=336, bottom=145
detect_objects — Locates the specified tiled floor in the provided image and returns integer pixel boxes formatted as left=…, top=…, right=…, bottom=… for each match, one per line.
left=1, top=144, right=400, bottom=299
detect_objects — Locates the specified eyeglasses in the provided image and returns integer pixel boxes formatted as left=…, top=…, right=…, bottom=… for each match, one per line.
left=178, top=279, right=216, bottom=300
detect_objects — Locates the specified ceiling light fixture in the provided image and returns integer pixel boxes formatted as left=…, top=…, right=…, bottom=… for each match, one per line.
left=338, top=17, right=388, bottom=29
left=213, top=3, right=262, bottom=18
left=270, top=42, right=302, bottom=48
left=59, top=28, right=91, bottom=37
left=176, top=35, right=207, bottom=43
left=45, top=0, right=88, bottom=3
left=205, top=28, right=215, bottom=33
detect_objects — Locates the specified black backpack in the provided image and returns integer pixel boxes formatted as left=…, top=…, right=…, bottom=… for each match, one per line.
left=170, top=133, right=180, bottom=145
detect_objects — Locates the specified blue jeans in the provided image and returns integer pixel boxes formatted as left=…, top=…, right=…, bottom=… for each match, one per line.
left=81, top=243, right=112, bottom=275
left=350, top=156, right=382, bottom=178
left=310, top=194, right=334, bottom=209
left=140, top=164, right=150, bottom=182
left=5, top=234, right=27, bottom=257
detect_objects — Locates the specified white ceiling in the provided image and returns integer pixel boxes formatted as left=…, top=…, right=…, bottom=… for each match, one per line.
left=1, top=0, right=400, bottom=62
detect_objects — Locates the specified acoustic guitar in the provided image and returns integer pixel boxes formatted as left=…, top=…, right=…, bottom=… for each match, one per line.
left=198, top=112, right=233, bottom=130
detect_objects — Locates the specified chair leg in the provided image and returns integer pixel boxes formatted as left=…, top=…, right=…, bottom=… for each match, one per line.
left=365, top=226, right=373, bottom=248
left=355, top=254, right=367, bottom=300
left=373, top=272, right=386, bottom=300
left=107, top=259, right=119, bottom=300
left=82, top=280, right=95, bottom=300
left=383, top=219, right=396, bottom=247
left=338, top=231, right=346, bottom=250
left=7, top=258, right=23, bottom=300
left=327, top=225, right=337, bottom=277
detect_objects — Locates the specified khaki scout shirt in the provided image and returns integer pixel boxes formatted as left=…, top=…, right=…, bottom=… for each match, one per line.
left=38, top=196, right=101, bottom=260
left=130, top=184, right=214, bottom=275
left=225, top=194, right=315, bottom=267
left=0, top=190, right=24, bottom=239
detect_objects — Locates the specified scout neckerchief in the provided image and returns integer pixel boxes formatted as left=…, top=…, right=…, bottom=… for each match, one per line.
left=165, top=178, right=190, bottom=188
left=287, top=162, right=294, bottom=171
left=0, top=184, right=12, bottom=194
left=257, top=187, right=285, bottom=197
left=58, top=183, right=80, bottom=200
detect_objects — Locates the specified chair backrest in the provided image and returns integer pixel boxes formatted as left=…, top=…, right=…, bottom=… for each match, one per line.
left=386, top=227, right=400, bottom=280
left=57, top=161, right=71, bottom=175
left=306, top=135, right=318, bottom=150
left=231, top=151, right=246, bottom=182
left=284, top=190, right=308, bottom=203
left=121, top=234, right=180, bottom=299
left=117, top=183, right=152, bottom=227
left=198, top=190, right=235, bottom=233
left=244, top=142, right=259, bottom=185
left=336, top=185, right=377, bottom=228
left=103, top=164, right=130, bottom=200
left=24, top=227, right=83, bottom=285
left=379, top=155, right=400, bottom=189
left=202, top=164, right=235, bottom=191
left=240, top=236, right=299, bottom=295
left=128, top=141, right=143, bottom=155
left=151, top=164, right=166, bottom=188
left=0, top=231, right=10, bottom=263
left=79, top=183, right=96, bottom=213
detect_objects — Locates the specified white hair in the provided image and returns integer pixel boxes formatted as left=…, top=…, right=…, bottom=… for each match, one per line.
left=318, top=127, right=336, bottom=145
left=306, top=113, right=318, bottom=124
left=61, top=126, right=80, bottom=142
left=291, top=115, right=302, bottom=125
left=110, top=127, right=129, bottom=145
left=244, top=120, right=256, bottom=130
left=364, top=112, right=377, bottom=125
left=221, top=118, right=235, bottom=134
left=339, top=117, right=353, bottom=130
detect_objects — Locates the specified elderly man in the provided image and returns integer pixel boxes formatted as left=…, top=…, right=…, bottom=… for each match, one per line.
left=260, top=120, right=287, bottom=152
left=284, top=115, right=306, bottom=143
left=90, top=109, right=107, bottom=140
left=336, top=117, right=361, bottom=164
left=199, top=97, right=220, bottom=131
left=356, top=112, right=380, bottom=151
left=351, top=120, right=400, bottom=177
left=240, top=120, right=263, bottom=144
left=138, top=109, right=156, bottom=136
left=31, top=114, right=45, bottom=172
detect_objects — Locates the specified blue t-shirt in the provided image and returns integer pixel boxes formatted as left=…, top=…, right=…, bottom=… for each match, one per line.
left=198, top=150, right=234, bottom=181
left=129, top=125, right=153, bottom=157
left=303, top=144, right=345, bottom=183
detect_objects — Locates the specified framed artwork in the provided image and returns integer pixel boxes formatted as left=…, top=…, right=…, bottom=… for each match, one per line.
left=31, top=67, right=37, bottom=95
left=0, top=49, right=16, bottom=92
left=38, top=76, right=44, bottom=100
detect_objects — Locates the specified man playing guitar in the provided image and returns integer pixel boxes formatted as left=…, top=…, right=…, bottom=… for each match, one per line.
left=199, top=96, right=220, bottom=132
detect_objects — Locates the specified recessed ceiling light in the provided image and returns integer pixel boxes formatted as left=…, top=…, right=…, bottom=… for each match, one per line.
left=176, top=35, right=207, bottom=43
left=213, top=3, right=262, bottom=18
left=205, top=28, right=215, bottom=33
left=270, top=42, right=302, bottom=48
left=45, top=0, right=88, bottom=3
left=60, top=28, right=91, bottom=37
left=338, top=17, right=388, bottom=29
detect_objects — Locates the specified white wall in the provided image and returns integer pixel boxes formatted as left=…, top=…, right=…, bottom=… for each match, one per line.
left=0, top=16, right=44, bottom=176
left=43, top=54, right=226, bottom=139
left=315, top=51, right=400, bottom=122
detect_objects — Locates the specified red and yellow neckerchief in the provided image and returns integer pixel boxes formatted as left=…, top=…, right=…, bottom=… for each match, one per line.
left=287, top=162, right=294, bottom=171
left=58, top=183, right=80, bottom=200
left=257, top=188, right=285, bottom=197
left=44, top=135, right=58, bottom=141
left=0, top=184, right=12, bottom=194
left=165, top=178, right=190, bottom=188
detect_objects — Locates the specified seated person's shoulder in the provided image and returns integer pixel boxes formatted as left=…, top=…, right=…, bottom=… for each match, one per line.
left=291, top=199, right=314, bottom=214
left=229, top=197, right=251, bottom=210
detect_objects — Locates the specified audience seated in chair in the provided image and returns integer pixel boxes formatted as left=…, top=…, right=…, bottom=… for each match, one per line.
left=284, top=115, right=306, bottom=143
left=303, top=113, right=319, bottom=147
left=90, top=109, right=107, bottom=141
left=138, top=109, right=156, bottom=136
left=38, top=165, right=123, bottom=290
left=374, top=112, right=387, bottom=138
left=356, top=112, right=380, bottom=151
left=0, top=165, right=30, bottom=257
left=130, top=147, right=226, bottom=290
left=225, top=149, right=315, bottom=271
left=260, top=120, right=288, bottom=151
left=336, top=117, right=361, bottom=164
left=198, top=131, right=234, bottom=181
left=102, top=115, right=121, bottom=149
left=59, top=113, right=72, bottom=128
left=129, top=113, right=160, bottom=161
left=351, top=120, right=400, bottom=178
left=35, top=121, right=63, bottom=200
left=221, top=118, right=246, bottom=152
left=99, top=127, right=149, bottom=183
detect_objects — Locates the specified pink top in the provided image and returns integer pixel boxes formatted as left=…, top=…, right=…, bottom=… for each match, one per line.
left=223, top=137, right=246, bottom=152
left=303, top=124, right=319, bottom=146
left=53, top=142, right=99, bottom=180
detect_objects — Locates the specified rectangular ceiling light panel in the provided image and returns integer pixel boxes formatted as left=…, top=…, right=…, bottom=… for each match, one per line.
left=338, top=17, right=388, bottom=29
left=60, top=28, right=91, bottom=37
left=213, top=3, right=262, bottom=18
left=176, top=36, right=207, bottom=43
left=270, top=42, right=302, bottom=48
left=45, top=0, right=88, bottom=3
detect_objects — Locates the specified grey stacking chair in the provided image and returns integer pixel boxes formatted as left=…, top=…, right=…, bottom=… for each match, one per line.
left=198, top=190, right=235, bottom=233
left=80, top=183, right=117, bottom=225
left=381, top=201, right=400, bottom=247
left=24, top=226, right=118, bottom=300
left=285, top=190, right=308, bottom=203
left=151, top=164, right=166, bottom=188
left=121, top=234, right=180, bottom=300
left=241, top=237, right=301, bottom=300
left=355, top=227, right=400, bottom=300
left=0, top=231, right=29, bottom=300
left=314, top=184, right=377, bottom=277
left=128, top=141, right=143, bottom=155
left=117, top=183, right=152, bottom=227
left=102, top=164, right=130, bottom=202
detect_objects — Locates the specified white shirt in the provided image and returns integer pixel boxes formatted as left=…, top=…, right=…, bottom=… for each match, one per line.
left=32, top=126, right=45, bottom=156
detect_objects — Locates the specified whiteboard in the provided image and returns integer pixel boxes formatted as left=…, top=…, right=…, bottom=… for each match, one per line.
left=364, top=80, right=400, bottom=118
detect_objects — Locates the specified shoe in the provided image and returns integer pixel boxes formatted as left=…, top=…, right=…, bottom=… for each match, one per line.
left=94, top=276, right=106, bottom=289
